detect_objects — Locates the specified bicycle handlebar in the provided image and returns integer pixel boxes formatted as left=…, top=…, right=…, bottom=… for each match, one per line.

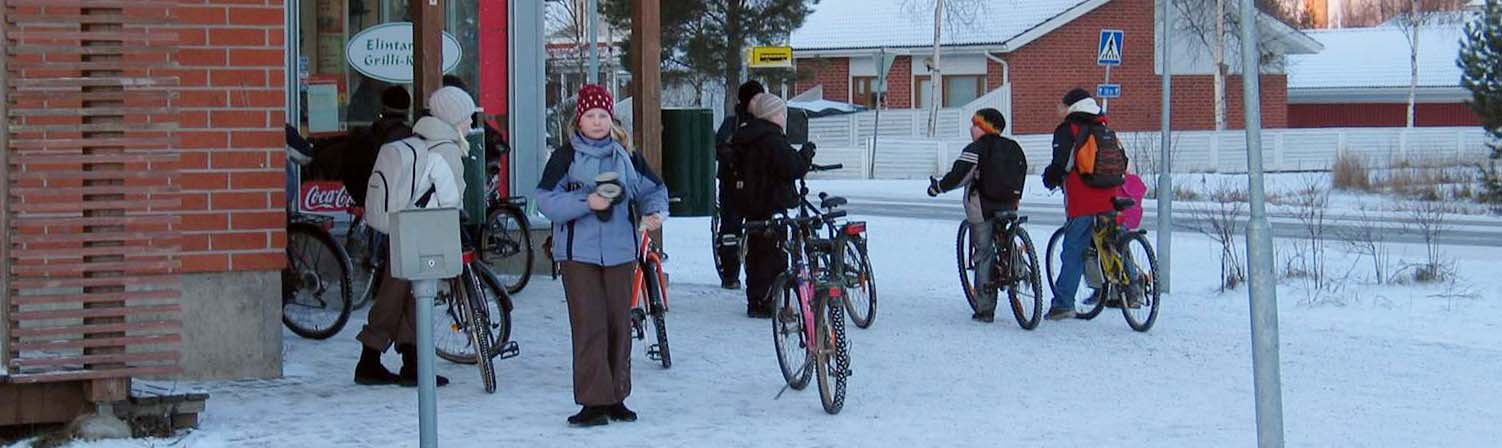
left=810, top=163, right=843, bottom=172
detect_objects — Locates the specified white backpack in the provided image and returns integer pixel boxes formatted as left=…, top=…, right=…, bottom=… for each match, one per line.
left=364, top=137, right=459, bottom=233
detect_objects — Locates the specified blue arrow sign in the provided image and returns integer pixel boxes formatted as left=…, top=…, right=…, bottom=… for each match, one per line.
left=1098, top=29, right=1124, bottom=66
left=1097, top=83, right=1121, bottom=99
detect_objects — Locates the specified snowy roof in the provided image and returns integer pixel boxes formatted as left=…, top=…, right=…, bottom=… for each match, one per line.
left=1288, top=23, right=1469, bottom=91
left=790, top=0, right=1106, bottom=51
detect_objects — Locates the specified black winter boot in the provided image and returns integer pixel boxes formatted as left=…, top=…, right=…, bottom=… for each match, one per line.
left=396, top=344, right=450, bottom=388
left=354, top=347, right=400, bottom=386
left=607, top=402, right=638, bottom=422
left=567, top=406, right=610, bottom=427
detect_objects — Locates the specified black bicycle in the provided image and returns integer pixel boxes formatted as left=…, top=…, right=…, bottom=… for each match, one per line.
left=283, top=212, right=354, bottom=340
left=805, top=187, right=876, bottom=330
left=954, top=211, right=1043, bottom=329
left=478, top=164, right=535, bottom=295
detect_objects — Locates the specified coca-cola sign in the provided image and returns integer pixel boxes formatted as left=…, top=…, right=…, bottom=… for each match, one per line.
left=300, top=181, right=353, bottom=215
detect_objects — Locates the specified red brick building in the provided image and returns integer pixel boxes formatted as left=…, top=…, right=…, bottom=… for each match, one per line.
left=1287, top=21, right=1483, bottom=128
left=790, top=0, right=1322, bottom=135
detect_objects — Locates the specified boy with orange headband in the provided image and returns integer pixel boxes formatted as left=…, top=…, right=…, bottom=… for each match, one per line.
left=927, top=108, right=1028, bottom=323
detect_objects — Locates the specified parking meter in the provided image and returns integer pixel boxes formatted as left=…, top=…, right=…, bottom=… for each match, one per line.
left=388, top=206, right=461, bottom=448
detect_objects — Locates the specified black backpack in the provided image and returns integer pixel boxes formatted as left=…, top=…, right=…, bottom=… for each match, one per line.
left=731, top=138, right=797, bottom=217
left=1070, top=123, right=1128, bottom=188
left=976, top=136, right=1027, bottom=204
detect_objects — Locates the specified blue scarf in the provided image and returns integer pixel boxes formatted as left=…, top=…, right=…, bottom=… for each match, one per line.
left=568, top=131, right=637, bottom=197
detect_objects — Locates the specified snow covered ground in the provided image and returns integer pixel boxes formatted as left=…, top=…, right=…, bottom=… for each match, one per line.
left=12, top=212, right=1502, bottom=447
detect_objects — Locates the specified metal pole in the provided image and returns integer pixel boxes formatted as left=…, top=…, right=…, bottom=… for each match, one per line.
left=1157, top=0, right=1173, bottom=294
left=412, top=279, right=439, bottom=448
left=1237, top=0, right=1285, bottom=446
left=587, top=0, right=599, bottom=84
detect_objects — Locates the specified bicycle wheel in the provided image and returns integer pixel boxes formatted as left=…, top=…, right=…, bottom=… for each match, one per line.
left=840, top=237, right=877, bottom=329
left=1046, top=226, right=1106, bottom=320
left=459, top=265, right=498, bottom=393
left=643, top=261, right=671, bottom=368
left=350, top=228, right=382, bottom=310
left=711, top=209, right=723, bottom=276
left=1007, top=227, right=1044, bottom=330
left=481, top=206, right=534, bottom=294
left=435, top=264, right=513, bottom=364
left=956, top=221, right=981, bottom=314
left=815, top=296, right=849, bottom=415
left=282, top=223, right=353, bottom=340
left=770, top=274, right=812, bottom=390
left=1120, top=233, right=1162, bottom=332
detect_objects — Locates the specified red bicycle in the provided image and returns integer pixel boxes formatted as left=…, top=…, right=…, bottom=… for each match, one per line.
left=630, top=226, right=671, bottom=368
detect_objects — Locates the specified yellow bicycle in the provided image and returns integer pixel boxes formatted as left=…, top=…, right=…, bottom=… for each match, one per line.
left=1045, top=198, right=1160, bottom=332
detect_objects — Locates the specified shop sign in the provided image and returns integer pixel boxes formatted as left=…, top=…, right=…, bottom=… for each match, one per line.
left=748, top=46, right=793, bottom=68
left=300, top=181, right=354, bottom=215
left=346, top=22, right=463, bottom=84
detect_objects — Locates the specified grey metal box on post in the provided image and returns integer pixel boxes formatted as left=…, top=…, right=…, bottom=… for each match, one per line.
left=390, top=207, right=464, bottom=281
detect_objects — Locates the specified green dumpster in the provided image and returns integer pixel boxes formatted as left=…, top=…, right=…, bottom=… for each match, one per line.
left=661, top=108, right=716, bottom=217
left=462, top=128, right=487, bottom=226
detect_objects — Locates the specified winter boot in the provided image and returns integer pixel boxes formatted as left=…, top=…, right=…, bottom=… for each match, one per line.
left=354, top=347, right=400, bottom=386
left=607, top=402, right=638, bottom=422
left=396, top=344, right=450, bottom=388
left=971, top=310, right=995, bottom=323
left=747, top=301, right=773, bottom=319
left=1045, top=307, right=1077, bottom=321
left=568, top=406, right=610, bottom=427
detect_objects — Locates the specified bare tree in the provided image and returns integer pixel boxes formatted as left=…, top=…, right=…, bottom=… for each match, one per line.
left=1171, top=0, right=1307, bottom=130
left=1337, top=204, right=1392, bottom=284
left=1400, top=199, right=1453, bottom=283
left=1194, top=182, right=1248, bottom=291
left=902, top=0, right=988, bottom=137
left=1127, top=131, right=1182, bottom=197
left=1287, top=176, right=1332, bottom=290
left=546, top=0, right=593, bottom=90
left=1377, top=0, right=1470, bottom=131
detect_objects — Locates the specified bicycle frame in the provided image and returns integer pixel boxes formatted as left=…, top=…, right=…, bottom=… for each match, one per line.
left=630, top=228, right=669, bottom=311
left=1092, top=216, right=1131, bottom=286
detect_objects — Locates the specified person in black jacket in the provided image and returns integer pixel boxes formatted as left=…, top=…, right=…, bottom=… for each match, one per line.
left=927, top=108, right=1026, bottom=322
left=732, top=93, right=814, bottom=318
left=713, top=80, right=766, bottom=290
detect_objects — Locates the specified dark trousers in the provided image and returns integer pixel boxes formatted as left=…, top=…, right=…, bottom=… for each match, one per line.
left=717, top=187, right=744, bottom=283
left=561, top=261, right=635, bottom=406
left=357, top=246, right=415, bottom=351
left=743, top=221, right=787, bottom=308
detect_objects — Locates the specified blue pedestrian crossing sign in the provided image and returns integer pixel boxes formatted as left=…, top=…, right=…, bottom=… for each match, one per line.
left=1097, top=84, right=1121, bottom=99
left=1097, top=29, right=1124, bottom=66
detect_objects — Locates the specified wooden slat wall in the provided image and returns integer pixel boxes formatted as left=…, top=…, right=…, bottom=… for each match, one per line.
left=4, top=0, right=181, bottom=384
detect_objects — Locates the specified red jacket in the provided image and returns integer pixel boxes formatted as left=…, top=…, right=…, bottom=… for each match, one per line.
left=1064, top=171, right=1117, bottom=219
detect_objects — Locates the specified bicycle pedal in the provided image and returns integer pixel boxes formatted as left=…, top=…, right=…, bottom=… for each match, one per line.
left=647, top=344, right=662, bottom=360
left=498, top=342, right=521, bottom=360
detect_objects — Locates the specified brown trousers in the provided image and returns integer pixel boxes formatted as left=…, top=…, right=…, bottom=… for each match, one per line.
left=357, top=248, right=415, bottom=351
left=561, top=261, right=635, bottom=406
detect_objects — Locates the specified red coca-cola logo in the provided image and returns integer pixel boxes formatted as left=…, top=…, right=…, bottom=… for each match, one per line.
left=300, top=181, right=353, bottom=214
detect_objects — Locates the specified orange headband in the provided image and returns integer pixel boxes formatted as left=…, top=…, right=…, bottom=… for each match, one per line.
left=972, top=114, right=999, bottom=135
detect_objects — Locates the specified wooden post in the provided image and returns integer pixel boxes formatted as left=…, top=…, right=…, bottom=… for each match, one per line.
left=631, top=0, right=662, bottom=173
left=412, top=0, right=446, bottom=111
left=0, top=1, right=10, bottom=373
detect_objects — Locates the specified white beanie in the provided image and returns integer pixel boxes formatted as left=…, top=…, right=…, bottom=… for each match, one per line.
left=428, top=86, right=476, bottom=127
left=749, top=93, right=787, bottom=122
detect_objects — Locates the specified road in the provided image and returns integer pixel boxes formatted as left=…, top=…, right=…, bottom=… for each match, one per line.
left=838, top=195, right=1502, bottom=247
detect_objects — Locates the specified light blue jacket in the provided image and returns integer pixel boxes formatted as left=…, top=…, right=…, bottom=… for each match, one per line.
left=535, top=134, right=669, bottom=267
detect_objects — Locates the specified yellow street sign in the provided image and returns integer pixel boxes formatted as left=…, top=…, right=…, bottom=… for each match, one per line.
left=748, top=46, right=794, bottom=68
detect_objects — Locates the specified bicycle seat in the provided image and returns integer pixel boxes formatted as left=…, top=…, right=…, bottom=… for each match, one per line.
left=1113, top=197, right=1136, bottom=211
left=821, top=195, right=848, bottom=209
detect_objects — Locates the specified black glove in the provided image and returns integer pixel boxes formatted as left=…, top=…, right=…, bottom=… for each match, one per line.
left=1042, top=165, right=1065, bottom=191
left=927, top=177, right=941, bottom=197
left=798, top=144, right=816, bottom=164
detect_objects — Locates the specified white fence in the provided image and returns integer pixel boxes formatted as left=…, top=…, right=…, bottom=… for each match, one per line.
left=806, top=122, right=1494, bottom=180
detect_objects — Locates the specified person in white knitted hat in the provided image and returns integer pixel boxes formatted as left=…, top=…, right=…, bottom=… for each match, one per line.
left=354, top=86, right=475, bottom=388
left=728, top=93, right=815, bottom=318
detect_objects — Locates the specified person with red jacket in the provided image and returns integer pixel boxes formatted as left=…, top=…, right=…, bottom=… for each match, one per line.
left=1041, top=88, right=1118, bottom=320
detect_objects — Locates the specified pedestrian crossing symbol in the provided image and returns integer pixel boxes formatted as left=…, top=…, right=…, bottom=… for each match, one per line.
left=1097, top=29, right=1124, bottom=66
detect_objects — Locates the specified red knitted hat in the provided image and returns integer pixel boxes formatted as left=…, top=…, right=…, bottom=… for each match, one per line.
left=575, top=84, right=614, bottom=123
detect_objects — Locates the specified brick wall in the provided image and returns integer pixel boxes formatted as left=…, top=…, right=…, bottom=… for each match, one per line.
left=1008, top=0, right=1288, bottom=134
left=170, top=0, right=287, bottom=273
left=794, top=0, right=1294, bottom=135
left=1289, top=102, right=1482, bottom=128
left=795, top=57, right=849, bottom=103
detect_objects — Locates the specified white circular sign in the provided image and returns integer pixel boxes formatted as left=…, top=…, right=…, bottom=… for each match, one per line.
left=346, top=22, right=463, bottom=84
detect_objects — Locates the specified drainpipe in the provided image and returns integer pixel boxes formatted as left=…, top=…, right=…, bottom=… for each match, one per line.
left=984, top=52, right=1009, bottom=85
left=984, top=52, right=1011, bottom=135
